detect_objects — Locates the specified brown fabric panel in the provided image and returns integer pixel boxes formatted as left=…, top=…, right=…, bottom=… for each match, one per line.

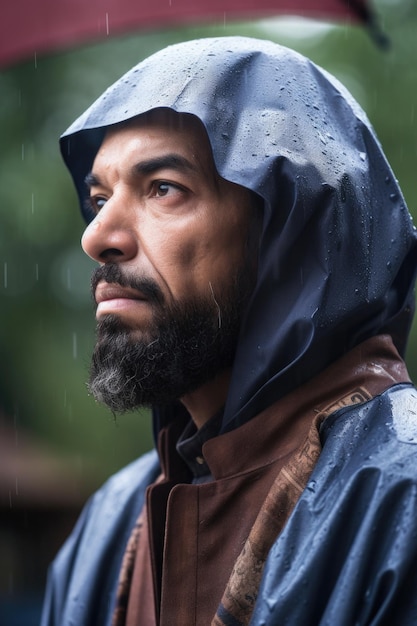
left=212, top=415, right=322, bottom=625
left=204, top=335, right=409, bottom=480
left=163, top=465, right=299, bottom=624
left=159, top=487, right=200, bottom=625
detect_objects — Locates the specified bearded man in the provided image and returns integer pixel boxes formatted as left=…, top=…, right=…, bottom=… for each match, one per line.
left=41, top=37, right=417, bottom=626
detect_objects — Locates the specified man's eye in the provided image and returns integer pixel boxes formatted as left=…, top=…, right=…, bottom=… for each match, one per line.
left=152, top=181, right=183, bottom=197
left=90, top=196, right=107, bottom=212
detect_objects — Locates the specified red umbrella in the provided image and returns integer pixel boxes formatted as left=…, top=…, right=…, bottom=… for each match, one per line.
left=1, top=0, right=385, bottom=69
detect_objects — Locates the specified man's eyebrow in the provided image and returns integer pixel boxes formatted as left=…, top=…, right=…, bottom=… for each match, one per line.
left=133, top=154, right=198, bottom=176
left=84, top=154, right=199, bottom=190
left=85, top=172, right=101, bottom=189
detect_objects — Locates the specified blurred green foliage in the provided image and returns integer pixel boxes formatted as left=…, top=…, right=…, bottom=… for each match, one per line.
left=0, top=0, right=416, bottom=483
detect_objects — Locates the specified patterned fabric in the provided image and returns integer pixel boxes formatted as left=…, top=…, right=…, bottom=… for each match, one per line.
left=211, top=413, right=324, bottom=626
left=212, top=385, right=373, bottom=626
left=112, top=512, right=144, bottom=626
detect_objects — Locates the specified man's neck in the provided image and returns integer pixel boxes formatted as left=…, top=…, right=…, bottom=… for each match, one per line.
left=180, top=369, right=231, bottom=429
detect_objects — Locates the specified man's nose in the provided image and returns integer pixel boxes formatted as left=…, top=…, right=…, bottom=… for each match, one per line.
left=81, top=203, right=138, bottom=264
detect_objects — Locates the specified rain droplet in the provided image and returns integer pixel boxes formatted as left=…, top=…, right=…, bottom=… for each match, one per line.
left=307, top=479, right=316, bottom=493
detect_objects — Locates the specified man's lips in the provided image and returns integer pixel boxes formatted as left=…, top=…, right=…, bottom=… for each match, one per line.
left=95, top=281, right=148, bottom=304
left=95, top=282, right=149, bottom=317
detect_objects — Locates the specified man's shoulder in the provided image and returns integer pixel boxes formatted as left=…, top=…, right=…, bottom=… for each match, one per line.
left=320, top=382, right=417, bottom=480
left=255, top=383, right=417, bottom=626
left=92, top=448, right=160, bottom=504
left=41, top=449, right=160, bottom=626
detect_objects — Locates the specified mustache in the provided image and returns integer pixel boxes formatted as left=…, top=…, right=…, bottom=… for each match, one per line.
left=91, top=263, right=165, bottom=306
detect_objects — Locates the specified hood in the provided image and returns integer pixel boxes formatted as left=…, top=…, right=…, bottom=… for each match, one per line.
left=60, top=36, right=417, bottom=434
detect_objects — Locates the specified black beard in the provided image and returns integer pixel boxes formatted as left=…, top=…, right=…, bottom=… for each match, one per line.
left=88, top=265, right=250, bottom=413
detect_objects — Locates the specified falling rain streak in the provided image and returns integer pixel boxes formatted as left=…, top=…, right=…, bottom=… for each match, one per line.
left=73, top=332, right=78, bottom=359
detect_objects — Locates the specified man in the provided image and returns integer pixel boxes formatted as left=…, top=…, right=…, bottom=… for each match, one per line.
left=41, top=37, right=417, bottom=625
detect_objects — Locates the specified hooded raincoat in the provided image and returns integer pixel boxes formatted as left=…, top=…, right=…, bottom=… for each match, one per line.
left=41, top=37, right=417, bottom=625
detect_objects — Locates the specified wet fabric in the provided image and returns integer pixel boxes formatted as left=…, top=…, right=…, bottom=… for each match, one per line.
left=252, top=383, right=417, bottom=626
left=60, top=36, right=417, bottom=438
left=40, top=337, right=417, bottom=625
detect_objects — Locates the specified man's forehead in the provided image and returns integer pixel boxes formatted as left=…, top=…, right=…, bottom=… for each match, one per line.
left=106, top=107, right=205, bottom=140
left=97, top=107, right=217, bottom=174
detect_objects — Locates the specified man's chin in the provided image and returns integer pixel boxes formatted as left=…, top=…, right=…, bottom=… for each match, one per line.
left=89, top=274, right=247, bottom=413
